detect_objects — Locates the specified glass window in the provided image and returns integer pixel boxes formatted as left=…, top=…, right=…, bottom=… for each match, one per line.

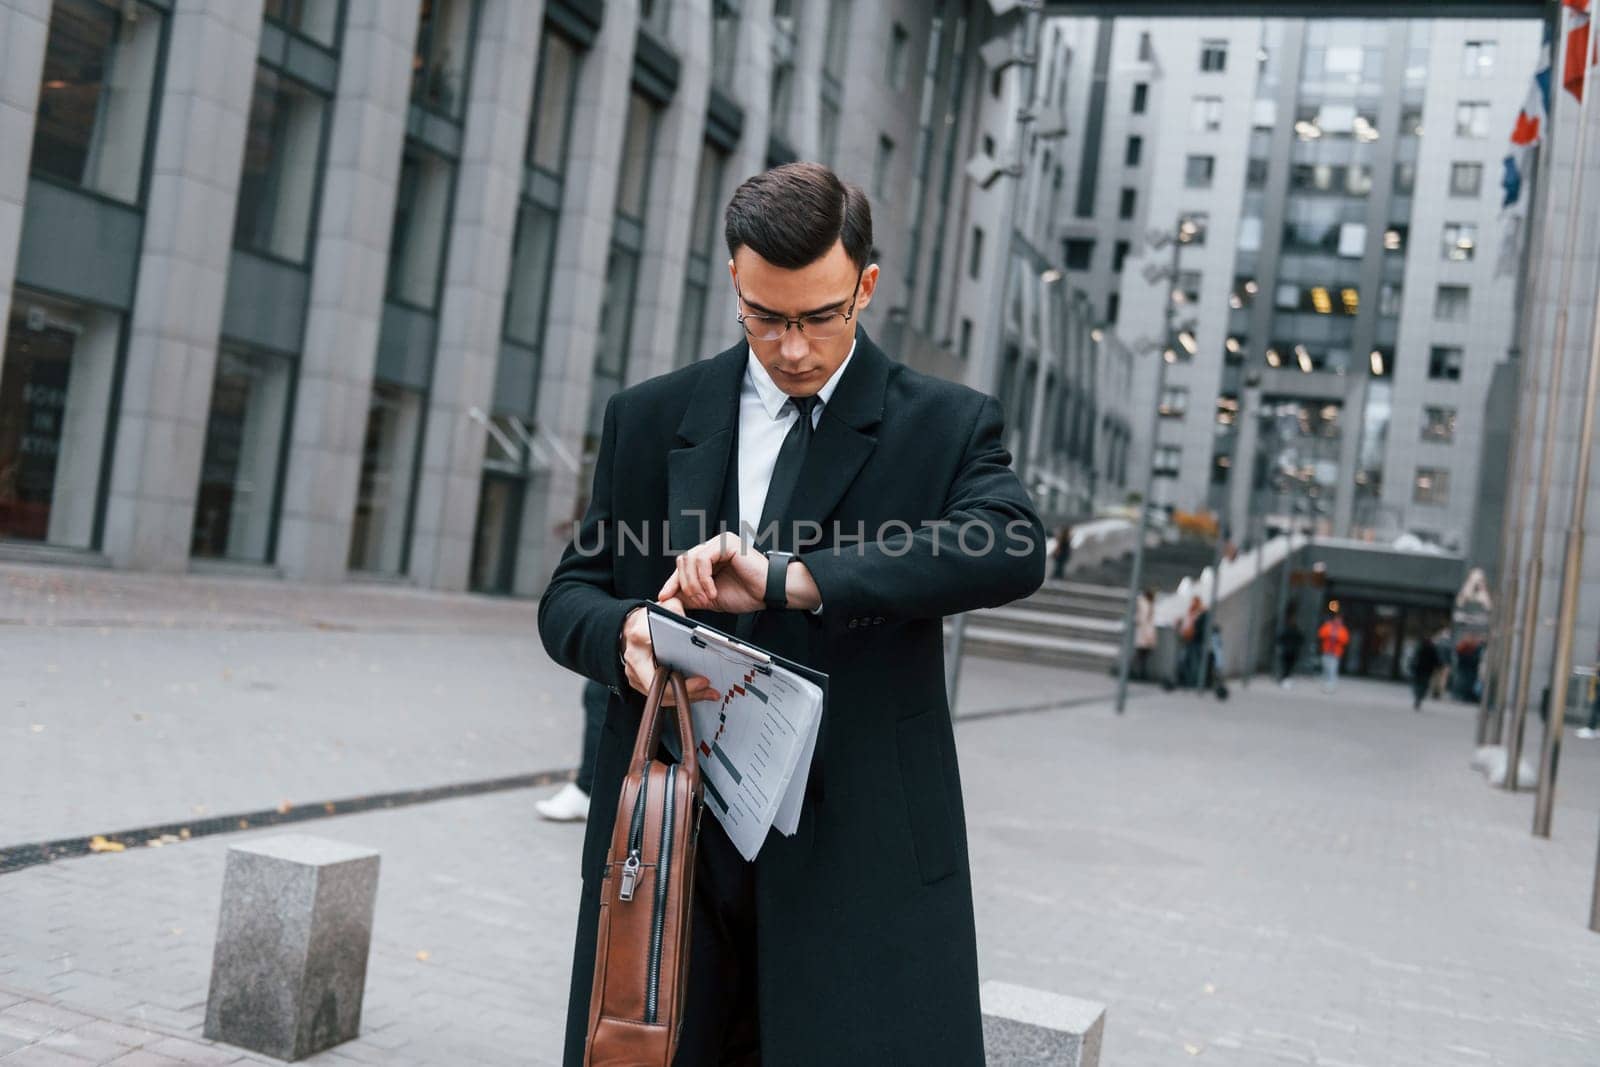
left=639, top=0, right=671, bottom=37
left=386, top=145, right=455, bottom=309
left=969, top=226, right=984, bottom=279
left=0, top=294, right=121, bottom=548
left=30, top=0, right=165, bottom=205
left=1064, top=240, right=1094, bottom=271
left=959, top=319, right=973, bottom=361
left=1154, top=445, right=1181, bottom=474
left=1119, top=187, right=1136, bottom=219
left=1125, top=135, right=1143, bottom=166
left=1131, top=82, right=1148, bottom=114
left=712, top=0, right=740, bottom=91
left=888, top=22, right=910, bottom=91
left=528, top=31, right=580, bottom=175
left=1442, top=222, right=1477, bottom=261
left=348, top=384, right=423, bottom=574
left=1246, top=158, right=1268, bottom=188
left=412, top=0, right=474, bottom=118
left=823, top=0, right=851, bottom=80
left=1106, top=291, right=1120, bottom=324
left=616, top=91, right=659, bottom=221
left=191, top=346, right=293, bottom=562
left=770, top=2, right=797, bottom=138
left=1462, top=40, right=1495, bottom=79
left=1185, top=154, right=1215, bottom=188
left=1428, top=345, right=1464, bottom=380
left=234, top=66, right=328, bottom=264
left=263, top=0, right=341, bottom=48
left=689, top=143, right=728, bottom=260
left=873, top=135, right=894, bottom=199
left=1455, top=102, right=1491, bottom=139
left=676, top=277, right=710, bottom=369
left=592, top=244, right=642, bottom=401
left=1450, top=162, right=1483, bottom=197
left=503, top=199, right=560, bottom=347
left=1413, top=467, right=1450, bottom=505
left=1422, top=406, right=1457, bottom=443
left=1191, top=96, right=1222, bottom=132
left=1159, top=386, right=1189, bottom=416
left=1200, top=39, right=1227, bottom=72
left=818, top=97, right=841, bottom=165
left=1113, top=240, right=1130, bottom=272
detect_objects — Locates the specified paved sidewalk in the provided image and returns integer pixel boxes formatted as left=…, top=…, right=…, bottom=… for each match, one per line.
left=4, top=564, right=1599, bottom=1064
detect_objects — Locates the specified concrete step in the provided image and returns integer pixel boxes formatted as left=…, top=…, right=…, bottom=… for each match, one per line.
left=973, top=604, right=1125, bottom=642
left=948, top=621, right=1122, bottom=670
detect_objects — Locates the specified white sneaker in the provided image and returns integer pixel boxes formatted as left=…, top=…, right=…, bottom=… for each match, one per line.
left=1577, top=728, right=1598, bottom=740
left=536, top=782, right=590, bottom=822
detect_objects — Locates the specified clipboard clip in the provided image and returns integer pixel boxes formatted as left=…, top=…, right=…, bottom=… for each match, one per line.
left=688, top=629, right=774, bottom=674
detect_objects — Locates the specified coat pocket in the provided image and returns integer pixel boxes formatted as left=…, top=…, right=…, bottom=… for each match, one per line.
left=895, top=710, right=959, bottom=885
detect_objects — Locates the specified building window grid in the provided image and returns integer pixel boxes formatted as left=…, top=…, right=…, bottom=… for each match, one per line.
left=1200, top=39, right=1228, bottom=73
left=1421, top=406, right=1457, bottom=443
left=1414, top=466, right=1451, bottom=505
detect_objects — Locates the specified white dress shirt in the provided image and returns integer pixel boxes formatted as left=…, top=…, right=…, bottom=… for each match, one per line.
left=737, top=341, right=854, bottom=615
left=737, top=339, right=856, bottom=538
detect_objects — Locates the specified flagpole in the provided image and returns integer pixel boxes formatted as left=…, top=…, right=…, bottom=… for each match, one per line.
left=1505, top=2, right=1594, bottom=793
left=1533, top=7, right=1600, bottom=838
left=1482, top=13, right=1562, bottom=749
left=1482, top=147, right=1549, bottom=749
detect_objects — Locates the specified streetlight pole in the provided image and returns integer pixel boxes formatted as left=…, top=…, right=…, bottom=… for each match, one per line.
left=1113, top=216, right=1191, bottom=714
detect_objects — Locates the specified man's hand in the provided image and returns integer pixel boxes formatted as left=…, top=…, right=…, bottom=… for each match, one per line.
left=620, top=599, right=720, bottom=704
left=658, top=532, right=767, bottom=614
left=658, top=531, right=824, bottom=614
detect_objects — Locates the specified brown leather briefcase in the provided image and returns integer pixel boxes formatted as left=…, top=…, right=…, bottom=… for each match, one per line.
left=585, top=669, right=704, bottom=1067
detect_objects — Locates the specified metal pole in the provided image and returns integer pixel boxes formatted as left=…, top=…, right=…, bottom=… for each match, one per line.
left=1506, top=17, right=1594, bottom=791
left=1243, top=511, right=1262, bottom=687
left=1197, top=522, right=1225, bottom=694
left=1114, top=222, right=1183, bottom=714
left=1483, top=26, right=1559, bottom=747
left=948, top=1, right=1042, bottom=713
left=1532, top=165, right=1600, bottom=838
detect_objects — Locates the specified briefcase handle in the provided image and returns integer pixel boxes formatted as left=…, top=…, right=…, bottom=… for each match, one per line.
left=630, top=669, right=700, bottom=780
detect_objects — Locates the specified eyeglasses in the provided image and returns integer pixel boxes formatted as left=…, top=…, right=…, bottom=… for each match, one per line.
left=735, top=272, right=862, bottom=342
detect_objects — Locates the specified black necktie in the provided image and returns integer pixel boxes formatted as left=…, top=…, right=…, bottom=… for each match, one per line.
left=733, top=394, right=819, bottom=642
left=757, top=394, right=819, bottom=551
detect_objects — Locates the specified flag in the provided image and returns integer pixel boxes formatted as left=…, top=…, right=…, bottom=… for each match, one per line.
left=1502, top=155, right=1524, bottom=210
left=1510, top=24, right=1553, bottom=148
left=1564, top=0, right=1592, bottom=101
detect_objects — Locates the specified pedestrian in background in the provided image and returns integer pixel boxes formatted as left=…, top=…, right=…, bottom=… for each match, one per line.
left=1277, top=614, right=1305, bottom=688
left=1180, top=595, right=1207, bottom=687
left=1051, top=523, right=1073, bottom=580
left=1411, top=632, right=1442, bottom=712
left=1134, top=586, right=1157, bottom=681
left=535, top=679, right=610, bottom=822
left=1318, top=608, right=1350, bottom=693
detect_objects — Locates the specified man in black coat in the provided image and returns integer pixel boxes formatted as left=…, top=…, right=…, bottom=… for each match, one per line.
left=538, top=163, right=1046, bottom=1065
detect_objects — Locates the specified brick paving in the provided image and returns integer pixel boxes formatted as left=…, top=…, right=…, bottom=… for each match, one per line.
left=3, top=564, right=1599, bottom=1064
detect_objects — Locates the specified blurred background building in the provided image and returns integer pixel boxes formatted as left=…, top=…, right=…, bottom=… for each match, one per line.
left=0, top=0, right=1131, bottom=596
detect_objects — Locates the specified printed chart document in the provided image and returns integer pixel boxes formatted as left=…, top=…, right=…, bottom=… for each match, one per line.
left=646, top=605, right=826, bottom=861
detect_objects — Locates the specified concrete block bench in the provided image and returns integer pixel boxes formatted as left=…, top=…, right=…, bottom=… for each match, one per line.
left=982, top=980, right=1106, bottom=1066
left=204, top=834, right=380, bottom=1061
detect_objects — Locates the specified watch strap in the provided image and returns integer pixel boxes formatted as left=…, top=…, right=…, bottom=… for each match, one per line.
left=764, top=550, right=793, bottom=611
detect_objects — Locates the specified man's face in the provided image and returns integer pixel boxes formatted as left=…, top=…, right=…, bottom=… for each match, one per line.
left=729, top=240, right=879, bottom=397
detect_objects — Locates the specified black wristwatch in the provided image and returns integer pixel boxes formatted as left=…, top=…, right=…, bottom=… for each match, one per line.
left=764, top=550, right=793, bottom=610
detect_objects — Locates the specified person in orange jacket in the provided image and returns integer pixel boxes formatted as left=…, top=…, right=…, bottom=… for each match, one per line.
left=1318, top=608, right=1350, bottom=692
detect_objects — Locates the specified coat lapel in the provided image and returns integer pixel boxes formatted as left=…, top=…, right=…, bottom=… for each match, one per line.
left=781, top=327, right=890, bottom=542
left=667, top=340, right=746, bottom=552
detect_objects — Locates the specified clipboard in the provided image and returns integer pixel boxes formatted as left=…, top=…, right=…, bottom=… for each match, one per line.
left=644, top=602, right=828, bottom=857
left=644, top=602, right=829, bottom=699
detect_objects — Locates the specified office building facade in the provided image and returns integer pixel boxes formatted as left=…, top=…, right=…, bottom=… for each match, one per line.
left=0, top=0, right=1130, bottom=594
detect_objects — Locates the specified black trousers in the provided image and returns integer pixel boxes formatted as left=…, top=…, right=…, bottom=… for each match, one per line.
left=576, top=681, right=610, bottom=795
left=673, top=810, right=761, bottom=1065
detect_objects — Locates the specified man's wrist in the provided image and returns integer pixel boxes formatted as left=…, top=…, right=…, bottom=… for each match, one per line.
left=784, top=560, right=822, bottom=613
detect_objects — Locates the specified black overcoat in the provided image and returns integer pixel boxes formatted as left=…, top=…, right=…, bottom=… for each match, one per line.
left=538, top=328, right=1046, bottom=1065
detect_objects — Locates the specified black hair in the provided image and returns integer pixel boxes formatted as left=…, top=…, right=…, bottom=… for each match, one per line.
left=724, top=162, right=873, bottom=272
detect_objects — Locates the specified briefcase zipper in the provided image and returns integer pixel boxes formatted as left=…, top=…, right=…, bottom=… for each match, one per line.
left=645, top=763, right=677, bottom=1024
left=619, top=768, right=649, bottom=902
